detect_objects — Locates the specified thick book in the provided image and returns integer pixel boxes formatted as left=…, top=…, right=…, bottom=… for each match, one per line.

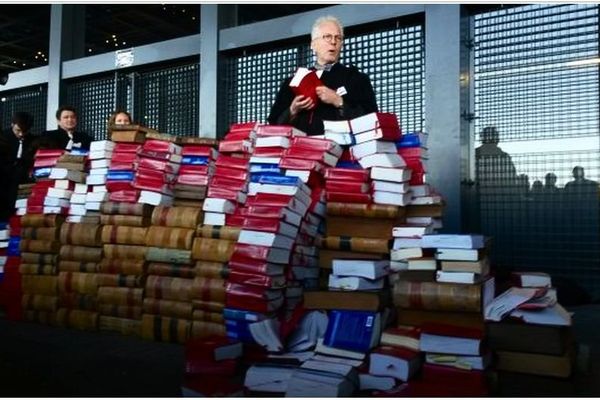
left=291, top=136, right=343, bottom=157
left=368, top=346, right=421, bottom=381
left=392, top=225, right=434, bottom=238
left=436, top=270, right=482, bottom=284
left=303, top=290, right=389, bottom=311
left=425, top=351, right=491, bottom=371
left=380, top=326, right=421, bottom=351
left=349, top=112, right=400, bottom=135
left=332, top=259, right=389, bottom=280
left=185, top=335, right=242, bottom=366
left=487, top=320, right=570, bottom=355
left=351, top=139, right=398, bottom=160
left=323, top=310, right=381, bottom=353
left=419, top=323, right=484, bottom=356
left=325, top=180, right=370, bottom=193
left=396, top=308, right=485, bottom=330
left=328, top=275, right=385, bottom=291
left=435, top=248, right=485, bottom=262
left=358, top=153, right=406, bottom=169
left=321, top=236, right=391, bottom=254
left=373, top=190, right=411, bottom=206
left=495, top=346, right=575, bottom=378
left=285, top=359, right=357, bottom=397
left=511, top=271, right=552, bottom=288
left=256, top=124, right=307, bottom=138
left=237, top=230, right=294, bottom=250
left=326, top=202, right=404, bottom=219
left=289, top=67, right=322, bottom=104
left=324, top=167, right=370, bottom=182
left=421, top=234, right=485, bottom=249
left=319, top=249, right=385, bottom=269
left=232, top=243, right=290, bottom=264
left=440, top=257, right=490, bottom=275
left=244, top=364, right=296, bottom=395
left=326, top=216, right=404, bottom=239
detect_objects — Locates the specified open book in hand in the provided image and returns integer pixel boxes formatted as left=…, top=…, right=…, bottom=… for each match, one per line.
left=289, top=67, right=322, bottom=105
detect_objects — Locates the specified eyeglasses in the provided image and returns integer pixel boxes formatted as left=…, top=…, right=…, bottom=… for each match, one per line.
left=319, top=34, right=344, bottom=44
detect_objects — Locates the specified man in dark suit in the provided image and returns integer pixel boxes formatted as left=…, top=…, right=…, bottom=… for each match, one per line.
left=43, top=106, right=93, bottom=151
left=268, top=15, right=378, bottom=136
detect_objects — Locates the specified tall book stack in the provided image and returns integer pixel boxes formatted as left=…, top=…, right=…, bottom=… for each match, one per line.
left=391, top=233, right=496, bottom=396
left=141, top=205, right=206, bottom=344
left=56, top=222, right=103, bottom=331
left=389, top=224, right=436, bottom=283
left=97, top=201, right=152, bottom=337
left=78, top=140, right=115, bottom=224
left=397, top=131, right=429, bottom=187
left=0, top=216, right=23, bottom=320
left=47, top=152, right=87, bottom=216
left=106, top=142, right=140, bottom=204
left=174, top=137, right=218, bottom=207
left=134, top=136, right=181, bottom=206
left=13, top=183, right=34, bottom=216
left=19, top=214, right=64, bottom=326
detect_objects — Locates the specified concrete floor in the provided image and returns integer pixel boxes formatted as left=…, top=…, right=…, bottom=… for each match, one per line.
left=0, top=304, right=599, bottom=397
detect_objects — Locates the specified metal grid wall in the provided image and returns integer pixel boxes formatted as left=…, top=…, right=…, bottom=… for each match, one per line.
left=134, top=62, right=199, bottom=136
left=223, top=19, right=425, bottom=134
left=472, top=4, right=600, bottom=299
left=0, top=85, right=47, bottom=136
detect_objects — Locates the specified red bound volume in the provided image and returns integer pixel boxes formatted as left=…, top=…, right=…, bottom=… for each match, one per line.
left=215, top=154, right=250, bottom=170
left=398, top=147, right=427, bottom=159
left=289, top=67, right=322, bottom=105
left=325, top=191, right=372, bottom=204
left=136, top=167, right=176, bottom=183
left=227, top=270, right=285, bottom=289
left=210, top=175, right=247, bottom=190
left=283, top=147, right=335, bottom=163
left=213, top=166, right=248, bottom=181
left=350, top=112, right=400, bottom=133
left=225, top=283, right=284, bottom=313
left=25, top=205, right=44, bottom=214
left=404, top=157, right=426, bottom=173
left=324, top=167, right=370, bottom=182
left=113, top=143, right=141, bottom=153
left=410, top=172, right=425, bottom=185
left=256, top=125, right=306, bottom=138
left=137, top=149, right=181, bottom=163
left=105, top=180, right=134, bottom=192
left=177, top=174, right=209, bottom=186
left=108, top=162, right=136, bottom=171
left=142, top=139, right=181, bottom=153
left=338, top=148, right=357, bottom=162
left=181, top=145, right=217, bottom=158
left=325, top=180, right=371, bottom=194
left=35, top=149, right=64, bottom=158
left=225, top=214, right=245, bottom=227
left=137, top=158, right=179, bottom=174
left=132, top=176, right=172, bottom=194
left=232, top=243, right=290, bottom=264
left=421, top=363, right=487, bottom=390
left=185, top=335, right=242, bottom=365
left=252, top=147, right=285, bottom=157
left=242, top=216, right=297, bottom=237
left=109, top=189, right=140, bottom=202
left=218, top=139, right=252, bottom=154
left=184, top=357, right=238, bottom=376
left=279, top=157, right=325, bottom=172
left=228, top=253, right=285, bottom=276
left=33, top=157, right=60, bottom=168
left=291, top=136, right=342, bottom=157
left=178, top=164, right=212, bottom=176
left=206, top=186, right=244, bottom=202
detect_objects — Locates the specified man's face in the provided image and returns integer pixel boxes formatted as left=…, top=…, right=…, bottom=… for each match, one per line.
left=58, top=110, right=77, bottom=132
left=311, top=21, right=343, bottom=65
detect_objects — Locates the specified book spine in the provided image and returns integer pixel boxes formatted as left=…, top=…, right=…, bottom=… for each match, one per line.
left=151, top=206, right=202, bottom=229
left=20, top=239, right=61, bottom=254
left=145, top=247, right=192, bottom=265
left=58, top=271, right=100, bottom=295
left=97, top=274, right=145, bottom=288
left=99, top=215, right=150, bottom=227
left=97, top=287, right=144, bottom=307
left=191, top=237, right=236, bottom=262
left=19, top=263, right=57, bottom=275
left=58, top=261, right=99, bottom=273
left=21, top=213, right=64, bottom=228
left=194, top=261, right=230, bottom=279
left=190, top=320, right=227, bottom=339
left=321, top=236, right=391, bottom=254
left=393, top=281, right=483, bottom=313
left=100, top=201, right=152, bottom=217
left=59, top=245, right=103, bottom=263
left=98, top=316, right=141, bottom=336
left=191, top=309, right=225, bottom=324
left=145, top=226, right=195, bottom=250
left=326, top=202, right=401, bottom=218
left=22, top=294, right=58, bottom=312
left=141, top=314, right=190, bottom=344
left=191, top=299, right=226, bottom=313
left=97, top=304, right=143, bottom=319
left=20, top=252, right=58, bottom=265
left=191, top=277, right=227, bottom=303
left=102, top=244, right=148, bottom=260
left=100, top=225, right=148, bottom=246
left=142, top=298, right=193, bottom=319
left=21, top=227, right=60, bottom=241
left=59, top=223, right=102, bottom=247
left=98, top=259, right=146, bottom=275
left=24, top=310, right=57, bottom=326
left=145, top=275, right=194, bottom=302
left=196, top=225, right=241, bottom=241
left=56, top=308, right=99, bottom=331
left=147, top=262, right=195, bottom=278
left=58, top=293, right=97, bottom=311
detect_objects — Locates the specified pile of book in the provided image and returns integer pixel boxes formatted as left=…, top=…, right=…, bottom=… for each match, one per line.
left=0, top=216, right=22, bottom=320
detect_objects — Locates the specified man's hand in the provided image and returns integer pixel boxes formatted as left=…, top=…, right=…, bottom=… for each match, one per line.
left=316, top=86, right=343, bottom=108
left=290, top=95, right=314, bottom=119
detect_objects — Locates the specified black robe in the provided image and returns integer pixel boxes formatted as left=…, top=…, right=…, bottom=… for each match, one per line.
left=268, top=63, right=378, bottom=136
left=0, top=129, right=36, bottom=220
left=42, top=127, right=93, bottom=151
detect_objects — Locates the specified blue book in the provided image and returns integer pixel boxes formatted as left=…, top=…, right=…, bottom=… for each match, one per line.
left=249, top=163, right=282, bottom=175
left=223, top=307, right=266, bottom=322
left=335, top=161, right=362, bottom=169
left=181, top=155, right=210, bottom=165
left=250, top=174, right=301, bottom=186
left=69, top=148, right=89, bottom=156
left=323, top=310, right=381, bottom=353
left=396, top=132, right=427, bottom=148
left=0, top=222, right=6, bottom=229
left=7, top=237, right=21, bottom=256
left=33, top=167, right=52, bottom=179
left=106, top=170, right=135, bottom=181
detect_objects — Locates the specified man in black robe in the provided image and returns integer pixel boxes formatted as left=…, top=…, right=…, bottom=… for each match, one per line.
left=42, top=106, right=93, bottom=151
left=268, top=15, right=378, bottom=136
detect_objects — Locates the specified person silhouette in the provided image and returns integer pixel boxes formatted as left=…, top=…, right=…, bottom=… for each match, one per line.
left=564, top=166, right=598, bottom=195
left=543, top=172, right=559, bottom=194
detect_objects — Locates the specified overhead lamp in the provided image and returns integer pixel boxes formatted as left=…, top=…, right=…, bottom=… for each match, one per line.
left=0, top=71, right=9, bottom=86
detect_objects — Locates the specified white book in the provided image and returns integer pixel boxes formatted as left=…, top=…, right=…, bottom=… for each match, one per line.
left=371, top=166, right=411, bottom=183
left=238, top=230, right=295, bottom=250
left=435, top=248, right=482, bottom=262
left=90, top=140, right=115, bottom=152
left=90, top=159, right=111, bottom=169
left=285, top=169, right=312, bottom=184
left=393, top=225, right=434, bottom=238
left=324, top=131, right=354, bottom=145
left=373, top=190, right=411, bottom=206
left=49, top=168, right=86, bottom=183
left=88, top=150, right=113, bottom=160
left=353, top=128, right=397, bottom=144
left=422, top=234, right=485, bottom=249
left=332, top=259, right=389, bottom=280
left=410, top=184, right=431, bottom=197
left=0, top=230, right=9, bottom=240
left=359, top=153, right=405, bottom=169
left=406, top=216, right=436, bottom=225
left=202, top=212, right=226, bottom=226
left=372, top=180, right=409, bottom=193
left=350, top=112, right=398, bottom=134
left=138, top=190, right=173, bottom=206
left=85, top=201, right=102, bottom=211
left=43, top=206, right=66, bottom=214
left=244, top=364, right=295, bottom=394
left=202, top=198, right=236, bottom=214
left=328, top=275, right=384, bottom=291
left=16, top=207, right=27, bottom=216
left=15, top=198, right=28, bottom=208
left=43, top=196, right=70, bottom=208
left=311, top=354, right=364, bottom=368
left=66, top=216, right=84, bottom=223
left=436, top=270, right=479, bottom=284
left=53, top=180, right=74, bottom=190
left=92, top=185, right=108, bottom=193
left=390, top=247, right=423, bottom=261
left=86, top=192, right=108, bottom=202
left=46, top=188, right=73, bottom=199
left=70, top=193, right=87, bottom=204
left=323, top=119, right=352, bottom=135
left=409, top=195, right=442, bottom=205
left=86, top=174, right=106, bottom=186
left=509, top=302, right=571, bottom=326
left=255, top=136, right=290, bottom=148
left=74, top=183, right=88, bottom=194
left=89, top=167, right=109, bottom=176
left=248, top=183, right=312, bottom=207
left=389, top=260, right=409, bottom=272
left=249, top=156, right=281, bottom=165
left=351, top=139, right=397, bottom=160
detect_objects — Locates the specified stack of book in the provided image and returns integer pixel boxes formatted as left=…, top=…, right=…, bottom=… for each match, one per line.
left=106, top=142, right=140, bottom=203
left=485, top=271, right=574, bottom=378
left=56, top=222, right=103, bottom=331
left=174, top=137, right=218, bottom=207
left=0, top=216, right=23, bottom=320
left=45, top=152, right=87, bottom=216
left=78, top=140, right=114, bottom=224
left=13, top=183, right=33, bottom=217
left=389, top=225, right=436, bottom=278
left=19, top=214, right=64, bottom=326
left=134, top=137, right=181, bottom=206
left=396, top=131, right=428, bottom=186
left=30, top=148, right=63, bottom=188
left=251, top=124, right=302, bottom=178
left=324, top=167, right=371, bottom=204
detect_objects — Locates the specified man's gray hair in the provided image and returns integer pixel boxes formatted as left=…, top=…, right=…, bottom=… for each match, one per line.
left=311, top=15, right=344, bottom=40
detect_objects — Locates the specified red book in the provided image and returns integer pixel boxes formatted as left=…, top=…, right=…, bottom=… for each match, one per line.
left=109, top=189, right=140, bottom=202
left=185, top=335, right=243, bottom=364
left=291, top=136, right=342, bottom=157
left=338, top=148, right=357, bottom=162
left=232, top=243, right=291, bottom=264
left=225, top=283, right=284, bottom=313
left=206, top=186, right=244, bottom=203
left=8, top=216, right=21, bottom=236
left=136, top=168, right=176, bottom=183
left=182, top=145, right=217, bottom=158
left=105, top=180, right=134, bottom=192
left=252, top=147, right=285, bottom=157
left=227, top=270, right=286, bottom=289
left=184, top=357, right=238, bottom=376
left=325, top=180, right=370, bottom=194
left=419, top=364, right=488, bottom=395
left=349, top=112, right=400, bottom=134
left=142, top=139, right=181, bottom=153
left=278, top=157, right=325, bottom=172
left=33, top=157, right=60, bottom=168
left=369, top=346, right=422, bottom=381
left=132, top=176, right=172, bottom=194
left=35, top=149, right=64, bottom=158
left=178, top=164, right=212, bottom=176
left=215, top=154, right=250, bottom=170
left=404, top=157, right=426, bottom=173
left=325, top=191, right=372, bottom=204
left=283, top=147, right=338, bottom=167
left=176, top=174, right=209, bottom=186
left=324, top=167, right=370, bottom=182
left=111, top=152, right=137, bottom=163
left=213, top=166, right=249, bottom=181
left=225, top=214, right=245, bottom=227
left=208, top=176, right=247, bottom=192
left=256, top=125, right=306, bottom=138
left=137, top=158, right=179, bottom=174
left=113, top=143, right=141, bottom=153
left=228, top=253, right=285, bottom=276
left=289, top=67, right=322, bottom=104
left=242, top=216, right=298, bottom=238
left=218, top=139, right=252, bottom=154
left=238, top=205, right=301, bottom=227
left=410, top=172, right=425, bottom=186
left=137, top=149, right=181, bottom=163
left=398, top=147, right=427, bottom=159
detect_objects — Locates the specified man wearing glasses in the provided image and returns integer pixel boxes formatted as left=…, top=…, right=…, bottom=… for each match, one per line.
left=268, top=15, right=378, bottom=135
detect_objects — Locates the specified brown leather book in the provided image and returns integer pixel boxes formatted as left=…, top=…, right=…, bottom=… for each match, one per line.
left=173, top=198, right=204, bottom=208
left=21, top=214, right=65, bottom=228
left=19, top=263, right=57, bottom=276
left=142, top=298, right=193, bottom=320
left=174, top=190, right=206, bottom=200
left=58, top=260, right=99, bottom=273
left=145, top=132, right=181, bottom=143
left=56, top=308, right=99, bottom=331
left=59, top=293, right=97, bottom=311
left=21, top=227, right=60, bottom=241
left=145, top=275, right=194, bottom=302
left=321, top=236, right=391, bottom=254
left=20, top=239, right=61, bottom=254
left=191, top=276, right=227, bottom=303
left=487, top=320, right=570, bottom=356
left=396, top=308, right=485, bottom=330
left=145, top=247, right=193, bottom=265
left=194, top=261, right=229, bottom=279
left=58, top=271, right=100, bottom=295
left=145, top=226, right=195, bottom=250
left=495, top=345, right=575, bottom=378
left=191, top=309, right=225, bottom=324
left=151, top=206, right=202, bottom=229
left=99, top=316, right=141, bottom=336
left=100, top=225, right=148, bottom=246
left=191, top=299, right=225, bottom=313
left=59, top=245, right=103, bottom=263
left=405, top=203, right=445, bottom=217
left=141, top=314, right=191, bottom=344
left=25, top=310, right=57, bottom=326
left=22, top=294, right=58, bottom=312
left=110, top=130, right=146, bottom=143
left=326, top=216, right=404, bottom=239
left=191, top=237, right=236, bottom=262
left=60, top=223, right=102, bottom=247
left=318, top=249, right=384, bottom=269
left=179, top=136, right=219, bottom=146
left=98, top=259, right=146, bottom=276
left=97, top=304, right=143, bottom=320
left=97, top=273, right=145, bottom=288
left=147, top=262, right=195, bottom=278
left=393, top=277, right=495, bottom=313
left=100, top=202, right=154, bottom=217
left=97, top=287, right=144, bottom=307
left=21, top=275, right=58, bottom=296
left=190, top=320, right=227, bottom=339
left=196, top=225, right=241, bottom=241
left=110, top=123, right=159, bottom=134
left=21, top=252, right=57, bottom=265
left=303, top=290, right=390, bottom=311
left=102, top=244, right=148, bottom=260
left=326, top=202, right=406, bottom=219
left=100, top=214, right=150, bottom=227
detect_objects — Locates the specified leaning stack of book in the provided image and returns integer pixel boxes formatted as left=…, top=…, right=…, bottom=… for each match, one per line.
left=56, top=222, right=103, bottom=331
left=19, top=214, right=64, bottom=326
left=174, top=137, right=218, bottom=208
left=134, top=136, right=181, bottom=206
left=396, top=131, right=429, bottom=186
